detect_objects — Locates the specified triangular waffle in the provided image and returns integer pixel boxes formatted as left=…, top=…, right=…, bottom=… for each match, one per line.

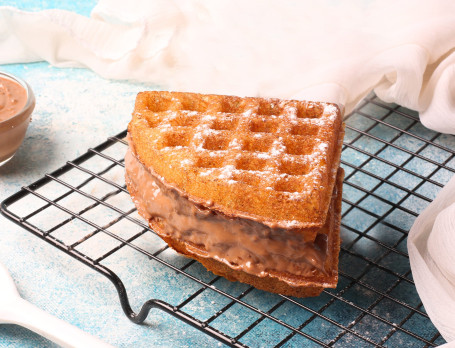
left=128, top=91, right=344, bottom=231
left=126, top=91, right=345, bottom=297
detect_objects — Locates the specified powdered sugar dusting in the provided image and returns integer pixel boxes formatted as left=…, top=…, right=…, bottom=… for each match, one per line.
left=140, top=92, right=341, bottom=223
left=282, top=220, right=302, bottom=228
left=217, top=165, right=235, bottom=180
left=181, top=159, right=192, bottom=166
left=199, top=168, right=215, bottom=177
left=229, top=138, right=241, bottom=150
left=256, top=152, right=271, bottom=159
left=318, top=143, right=329, bottom=151
left=324, top=103, right=339, bottom=118
left=270, top=138, right=286, bottom=157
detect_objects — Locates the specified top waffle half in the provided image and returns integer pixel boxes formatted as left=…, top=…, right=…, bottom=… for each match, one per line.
left=128, top=91, right=344, bottom=229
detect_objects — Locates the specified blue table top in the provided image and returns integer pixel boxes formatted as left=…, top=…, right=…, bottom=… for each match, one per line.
left=0, top=2, right=449, bottom=347
left=0, top=65, right=214, bottom=347
left=1, top=2, right=220, bottom=345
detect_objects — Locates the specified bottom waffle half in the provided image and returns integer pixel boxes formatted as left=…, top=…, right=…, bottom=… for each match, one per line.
left=127, top=168, right=343, bottom=298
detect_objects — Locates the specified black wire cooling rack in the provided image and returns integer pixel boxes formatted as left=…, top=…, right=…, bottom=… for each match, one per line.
left=1, top=94, right=451, bottom=347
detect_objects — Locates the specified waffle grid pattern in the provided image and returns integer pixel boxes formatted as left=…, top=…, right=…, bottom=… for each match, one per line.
left=134, top=91, right=341, bottom=198
left=1, top=93, right=450, bottom=347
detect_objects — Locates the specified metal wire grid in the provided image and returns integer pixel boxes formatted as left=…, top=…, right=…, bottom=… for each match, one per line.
left=1, top=94, right=451, bottom=347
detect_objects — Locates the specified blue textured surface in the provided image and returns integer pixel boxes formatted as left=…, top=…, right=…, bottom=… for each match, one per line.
left=0, top=2, right=451, bottom=348
left=0, top=63, right=228, bottom=347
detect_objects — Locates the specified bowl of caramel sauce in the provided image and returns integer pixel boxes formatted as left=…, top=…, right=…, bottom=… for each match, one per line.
left=0, top=72, right=35, bottom=166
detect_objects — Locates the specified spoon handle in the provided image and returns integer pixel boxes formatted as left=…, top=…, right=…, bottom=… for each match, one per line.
left=9, top=297, right=113, bottom=348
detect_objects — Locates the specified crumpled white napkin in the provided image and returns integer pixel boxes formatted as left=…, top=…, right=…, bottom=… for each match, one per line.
left=2, top=0, right=455, bottom=131
left=1, top=0, right=455, bottom=343
left=408, top=175, right=455, bottom=345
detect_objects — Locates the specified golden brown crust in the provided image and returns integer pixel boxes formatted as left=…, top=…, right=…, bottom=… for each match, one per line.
left=126, top=168, right=344, bottom=297
left=128, top=91, right=344, bottom=229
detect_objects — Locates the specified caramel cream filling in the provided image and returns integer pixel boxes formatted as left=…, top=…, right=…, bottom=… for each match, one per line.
left=125, top=147, right=330, bottom=280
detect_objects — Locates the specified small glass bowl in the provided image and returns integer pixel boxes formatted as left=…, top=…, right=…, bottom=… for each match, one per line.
left=0, top=71, right=35, bottom=167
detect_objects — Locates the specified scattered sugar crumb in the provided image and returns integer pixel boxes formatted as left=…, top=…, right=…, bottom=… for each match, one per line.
left=199, top=169, right=215, bottom=176
left=217, top=165, right=235, bottom=179
left=256, top=153, right=271, bottom=159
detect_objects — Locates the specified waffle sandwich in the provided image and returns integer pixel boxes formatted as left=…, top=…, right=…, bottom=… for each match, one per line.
left=126, top=91, right=345, bottom=297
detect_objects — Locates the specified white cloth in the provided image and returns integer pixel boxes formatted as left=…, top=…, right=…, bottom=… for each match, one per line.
left=1, top=0, right=455, bottom=343
left=409, top=176, right=455, bottom=345
left=2, top=0, right=455, bottom=131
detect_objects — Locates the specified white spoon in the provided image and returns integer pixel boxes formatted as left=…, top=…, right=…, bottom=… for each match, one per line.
left=0, top=262, right=114, bottom=348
